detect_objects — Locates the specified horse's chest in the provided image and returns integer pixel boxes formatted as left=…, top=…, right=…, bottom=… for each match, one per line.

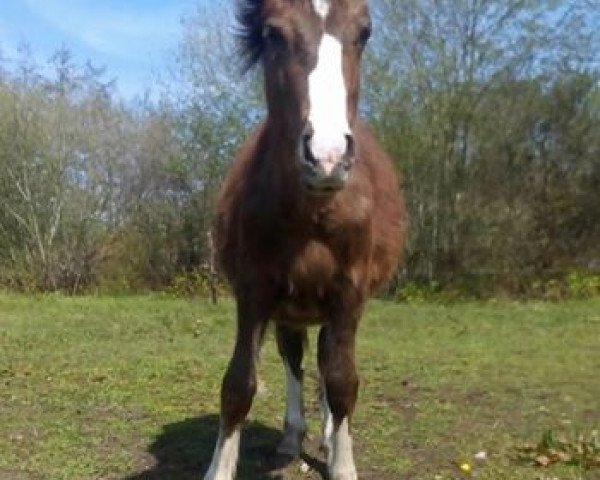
left=275, top=240, right=349, bottom=324
left=287, top=240, right=337, bottom=292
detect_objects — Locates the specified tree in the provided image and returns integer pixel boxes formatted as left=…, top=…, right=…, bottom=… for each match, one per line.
left=364, top=0, right=600, bottom=290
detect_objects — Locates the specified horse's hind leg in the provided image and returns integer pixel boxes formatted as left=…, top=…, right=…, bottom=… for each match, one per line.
left=204, top=297, right=269, bottom=480
left=275, top=324, right=308, bottom=458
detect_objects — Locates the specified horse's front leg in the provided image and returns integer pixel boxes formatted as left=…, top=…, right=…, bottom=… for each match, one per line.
left=204, top=294, right=270, bottom=480
left=318, top=294, right=363, bottom=480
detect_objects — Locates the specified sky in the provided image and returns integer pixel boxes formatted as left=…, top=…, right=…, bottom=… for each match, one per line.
left=0, top=0, right=201, bottom=99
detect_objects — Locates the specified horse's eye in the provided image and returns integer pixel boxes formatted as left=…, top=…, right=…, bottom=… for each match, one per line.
left=262, top=23, right=288, bottom=49
left=357, top=24, right=372, bottom=46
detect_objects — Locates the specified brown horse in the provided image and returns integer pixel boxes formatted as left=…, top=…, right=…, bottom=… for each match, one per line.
left=204, top=1, right=405, bottom=479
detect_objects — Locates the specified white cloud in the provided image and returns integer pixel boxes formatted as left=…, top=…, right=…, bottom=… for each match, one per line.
left=21, top=0, right=186, bottom=60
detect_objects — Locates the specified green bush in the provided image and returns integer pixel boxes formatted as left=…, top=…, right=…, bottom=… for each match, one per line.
left=166, top=269, right=229, bottom=301
left=388, top=270, right=600, bottom=303
left=393, top=281, right=441, bottom=303
left=567, top=271, right=600, bottom=299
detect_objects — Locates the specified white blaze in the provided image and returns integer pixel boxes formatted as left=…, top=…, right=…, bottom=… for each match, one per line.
left=313, top=0, right=330, bottom=19
left=204, top=426, right=240, bottom=480
left=307, top=33, right=350, bottom=175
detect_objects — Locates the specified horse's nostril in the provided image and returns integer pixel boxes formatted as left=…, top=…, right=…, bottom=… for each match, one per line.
left=303, top=134, right=318, bottom=166
left=345, top=134, right=355, bottom=159
left=304, top=122, right=315, bottom=139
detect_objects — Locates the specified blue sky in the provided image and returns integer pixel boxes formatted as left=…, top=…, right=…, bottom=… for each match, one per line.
left=0, top=0, right=202, bottom=99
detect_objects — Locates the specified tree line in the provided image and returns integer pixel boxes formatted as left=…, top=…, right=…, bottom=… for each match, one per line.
left=0, top=0, right=599, bottom=298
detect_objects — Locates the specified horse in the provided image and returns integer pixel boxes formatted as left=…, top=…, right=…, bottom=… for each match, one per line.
left=204, top=1, right=405, bottom=479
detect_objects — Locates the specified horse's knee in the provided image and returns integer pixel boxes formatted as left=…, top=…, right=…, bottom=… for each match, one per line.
left=223, top=365, right=257, bottom=402
left=324, top=368, right=359, bottom=422
left=221, top=359, right=257, bottom=428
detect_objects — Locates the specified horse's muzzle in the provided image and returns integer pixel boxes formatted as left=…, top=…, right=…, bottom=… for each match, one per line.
left=298, top=125, right=355, bottom=194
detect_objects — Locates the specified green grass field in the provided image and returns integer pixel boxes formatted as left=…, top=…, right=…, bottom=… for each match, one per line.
left=1, top=294, right=599, bottom=480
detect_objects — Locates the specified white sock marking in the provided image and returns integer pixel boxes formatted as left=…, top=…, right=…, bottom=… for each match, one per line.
left=330, top=417, right=357, bottom=480
left=321, top=380, right=357, bottom=480
left=321, top=385, right=334, bottom=456
left=307, top=33, right=350, bottom=173
left=204, top=426, right=241, bottom=480
left=277, top=361, right=306, bottom=456
left=312, top=0, right=330, bottom=19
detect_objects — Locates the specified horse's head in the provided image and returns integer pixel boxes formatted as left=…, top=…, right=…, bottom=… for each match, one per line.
left=238, top=0, right=371, bottom=194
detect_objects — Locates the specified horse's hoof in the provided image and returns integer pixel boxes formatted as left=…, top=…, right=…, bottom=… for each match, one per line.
left=266, top=451, right=297, bottom=472
left=330, top=471, right=358, bottom=480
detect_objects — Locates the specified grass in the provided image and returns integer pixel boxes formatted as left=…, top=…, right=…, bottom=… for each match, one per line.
left=1, top=293, right=599, bottom=480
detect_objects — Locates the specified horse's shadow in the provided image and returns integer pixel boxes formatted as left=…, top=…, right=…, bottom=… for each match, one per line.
left=124, top=414, right=326, bottom=480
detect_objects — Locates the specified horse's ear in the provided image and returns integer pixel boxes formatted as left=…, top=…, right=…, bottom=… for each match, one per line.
left=236, top=0, right=264, bottom=13
left=235, top=0, right=265, bottom=73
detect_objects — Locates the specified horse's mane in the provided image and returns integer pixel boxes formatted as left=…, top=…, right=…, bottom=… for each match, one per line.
left=236, top=0, right=264, bottom=73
